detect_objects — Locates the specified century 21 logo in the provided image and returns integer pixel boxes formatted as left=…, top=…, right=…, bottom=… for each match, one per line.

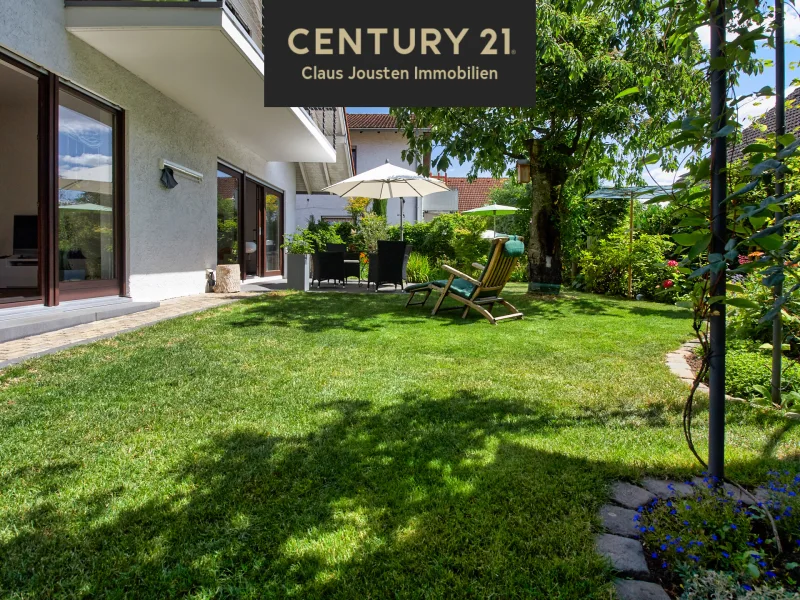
left=287, top=28, right=514, bottom=56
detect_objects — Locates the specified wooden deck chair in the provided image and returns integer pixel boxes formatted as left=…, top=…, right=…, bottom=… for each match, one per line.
left=404, top=236, right=525, bottom=325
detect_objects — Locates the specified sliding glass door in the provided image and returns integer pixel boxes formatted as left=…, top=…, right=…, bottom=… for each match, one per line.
left=264, top=187, right=283, bottom=276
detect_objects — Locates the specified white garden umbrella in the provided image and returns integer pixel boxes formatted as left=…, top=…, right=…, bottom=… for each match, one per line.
left=322, top=161, right=450, bottom=239
left=463, top=204, right=518, bottom=235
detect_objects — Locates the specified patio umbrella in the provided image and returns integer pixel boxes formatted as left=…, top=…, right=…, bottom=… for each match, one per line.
left=463, top=204, right=518, bottom=236
left=321, top=161, right=451, bottom=240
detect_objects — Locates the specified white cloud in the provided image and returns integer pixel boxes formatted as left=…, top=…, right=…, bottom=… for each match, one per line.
left=734, top=85, right=798, bottom=125
left=58, top=164, right=112, bottom=183
left=59, top=153, right=112, bottom=167
left=642, top=164, right=688, bottom=187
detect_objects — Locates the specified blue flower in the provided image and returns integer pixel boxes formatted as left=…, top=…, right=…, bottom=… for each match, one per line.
left=722, top=551, right=730, bottom=558
left=665, top=535, right=671, bottom=540
left=661, top=561, right=667, bottom=569
left=730, top=524, right=737, bottom=530
left=683, top=521, right=690, bottom=526
left=685, top=504, right=691, bottom=510
left=633, top=514, right=640, bottom=522
left=759, top=561, right=766, bottom=567
left=660, top=544, right=667, bottom=551
left=766, top=571, right=777, bottom=578
left=651, top=552, right=658, bottom=559
left=676, top=546, right=684, bottom=553
left=756, top=538, right=763, bottom=544
left=670, top=509, right=677, bottom=515
left=742, top=584, right=753, bottom=591
left=689, top=554, right=700, bottom=562
left=648, top=526, right=655, bottom=532
left=711, top=534, right=718, bottom=541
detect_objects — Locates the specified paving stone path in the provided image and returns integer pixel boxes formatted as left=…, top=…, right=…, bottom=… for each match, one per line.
left=0, top=291, right=266, bottom=369
left=596, top=480, right=670, bottom=600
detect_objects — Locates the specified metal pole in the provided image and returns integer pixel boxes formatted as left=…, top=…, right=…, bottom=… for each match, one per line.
left=708, top=0, right=728, bottom=480
left=400, top=197, right=405, bottom=241
left=772, top=0, right=785, bottom=405
left=629, top=194, right=634, bottom=299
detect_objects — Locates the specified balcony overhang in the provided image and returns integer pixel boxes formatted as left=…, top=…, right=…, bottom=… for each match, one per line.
left=64, top=2, right=336, bottom=163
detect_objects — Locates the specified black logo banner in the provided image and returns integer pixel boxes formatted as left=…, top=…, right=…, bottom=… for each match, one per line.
left=263, top=0, right=536, bottom=107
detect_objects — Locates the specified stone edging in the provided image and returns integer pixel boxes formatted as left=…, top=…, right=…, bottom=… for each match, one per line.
left=595, top=481, right=670, bottom=600
left=665, top=339, right=800, bottom=420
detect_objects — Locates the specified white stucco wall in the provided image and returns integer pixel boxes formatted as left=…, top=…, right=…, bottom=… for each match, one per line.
left=0, top=0, right=297, bottom=302
left=303, top=129, right=421, bottom=226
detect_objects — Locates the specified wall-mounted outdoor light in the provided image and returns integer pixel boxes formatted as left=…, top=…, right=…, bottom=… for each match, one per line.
left=516, top=159, right=530, bottom=184
left=159, top=159, right=204, bottom=189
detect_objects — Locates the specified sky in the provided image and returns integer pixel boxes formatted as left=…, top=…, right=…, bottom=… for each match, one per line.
left=347, top=13, right=800, bottom=184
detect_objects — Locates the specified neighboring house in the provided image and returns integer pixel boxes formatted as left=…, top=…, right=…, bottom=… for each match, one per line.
left=0, top=0, right=351, bottom=311
left=427, top=175, right=507, bottom=220
left=729, top=88, right=800, bottom=162
left=295, top=113, right=431, bottom=227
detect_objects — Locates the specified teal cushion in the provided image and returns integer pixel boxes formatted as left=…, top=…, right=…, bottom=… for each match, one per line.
left=406, top=278, right=475, bottom=299
left=502, top=235, right=525, bottom=258
left=431, top=278, right=475, bottom=298
left=405, top=282, right=431, bottom=292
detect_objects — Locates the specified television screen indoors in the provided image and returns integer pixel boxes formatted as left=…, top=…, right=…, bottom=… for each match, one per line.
left=13, top=215, right=38, bottom=257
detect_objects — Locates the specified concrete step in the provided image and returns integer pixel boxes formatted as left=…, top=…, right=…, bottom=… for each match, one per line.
left=0, top=299, right=160, bottom=343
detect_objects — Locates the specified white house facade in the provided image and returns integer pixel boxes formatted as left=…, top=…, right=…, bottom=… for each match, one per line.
left=295, top=114, right=440, bottom=227
left=0, top=0, right=350, bottom=310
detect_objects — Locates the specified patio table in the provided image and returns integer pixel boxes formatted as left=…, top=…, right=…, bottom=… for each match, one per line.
left=343, top=259, right=362, bottom=286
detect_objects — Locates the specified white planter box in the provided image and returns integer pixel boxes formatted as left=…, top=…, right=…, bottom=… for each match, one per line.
left=286, top=253, right=310, bottom=291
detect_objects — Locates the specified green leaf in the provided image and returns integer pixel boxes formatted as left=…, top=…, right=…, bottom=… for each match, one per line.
left=615, top=87, right=639, bottom=99
left=713, top=124, right=735, bottom=138
left=778, top=139, right=800, bottom=159
left=727, top=284, right=745, bottom=293
left=742, top=143, right=774, bottom=154
left=673, top=232, right=703, bottom=246
left=755, top=234, right=783, bottom=251
left=640, top=152, right=660, bottom=165
left=746, top=563, right=761, bottom=579
left=726, top=298, right=760, bottom=309
left=751, top=158, right=782, bottom=176
left=724, top=180, right=759, bottom=202
left=676, top=300, right=693, bottom=309
left=786, top=562, right=798, bottom=570
left=778, top=133, right=796, bottom=147
left=686, top=233, right=712, bottom=261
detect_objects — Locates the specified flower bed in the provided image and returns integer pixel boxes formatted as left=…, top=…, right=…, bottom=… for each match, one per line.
left=638, top=472, right=800, bottom=598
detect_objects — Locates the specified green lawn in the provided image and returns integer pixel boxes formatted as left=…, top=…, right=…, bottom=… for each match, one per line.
left=1, top=286, right=797, bottom=598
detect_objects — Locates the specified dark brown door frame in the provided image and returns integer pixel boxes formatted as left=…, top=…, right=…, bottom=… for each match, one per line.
left=0, top=53, right=47, bottom=309
left=262, top=183, right=284, bottom=277
left=216, top=162, right=246, bottom=280
left=244, top=174, right=284, bottom=278
left=0, top=51, right=126, bottom=309
left=56, top=82, right=126, bottom=303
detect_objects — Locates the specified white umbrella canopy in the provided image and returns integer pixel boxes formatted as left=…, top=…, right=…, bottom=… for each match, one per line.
left=464, top=204, right=519, bottom=235
left=322, top=162, right=451, bottom=199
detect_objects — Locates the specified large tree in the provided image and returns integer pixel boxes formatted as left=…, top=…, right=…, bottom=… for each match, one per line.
left=392, top=0, right=706, bottom=290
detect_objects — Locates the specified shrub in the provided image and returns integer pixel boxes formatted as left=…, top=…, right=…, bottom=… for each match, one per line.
left=578, top=229, right=676, bottom=300
left=405, top=252, right=433, bottom=283
left=509, top=260, right=528, bottom=282
left=728, top=276, right=800, bottom=344
left=356, top=214, right=389, bottom=253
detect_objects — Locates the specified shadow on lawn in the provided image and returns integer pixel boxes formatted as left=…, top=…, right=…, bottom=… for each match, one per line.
left=1, top=391, right=622, bottom=599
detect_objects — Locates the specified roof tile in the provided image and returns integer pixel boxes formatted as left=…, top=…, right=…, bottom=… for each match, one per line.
left=434, top=176, right=507, bottom=212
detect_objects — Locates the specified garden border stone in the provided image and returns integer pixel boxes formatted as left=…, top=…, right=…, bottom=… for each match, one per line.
left=665, top=340, right=800, bottom=420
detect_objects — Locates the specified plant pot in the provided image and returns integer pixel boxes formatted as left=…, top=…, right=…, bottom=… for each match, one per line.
left=286, top=253, right=310, bottom=291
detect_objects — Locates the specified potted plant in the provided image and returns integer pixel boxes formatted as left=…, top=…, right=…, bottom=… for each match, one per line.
left=282, top=232, right=314, bottom=291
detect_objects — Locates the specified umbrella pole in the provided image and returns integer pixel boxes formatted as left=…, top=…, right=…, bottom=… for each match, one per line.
left=400, top=197, right=405, bottom=241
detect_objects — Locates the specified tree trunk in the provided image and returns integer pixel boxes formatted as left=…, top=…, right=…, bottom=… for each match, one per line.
left=527, top=140, right=563, bottom=293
